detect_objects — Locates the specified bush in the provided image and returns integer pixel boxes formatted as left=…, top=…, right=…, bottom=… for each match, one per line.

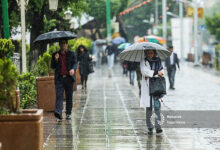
left=68, top=37, right=92, bottom=51
left=0, top=39, right=15, bottom=58
left=18, top=72, right=37, bottom=109
left=37, top=52, right=52, bottom=76
left=0, top=59, right=19, bottom=114
left=0, top=39, right=19, bottom=114
left=48, top=45, right=59, bottom=55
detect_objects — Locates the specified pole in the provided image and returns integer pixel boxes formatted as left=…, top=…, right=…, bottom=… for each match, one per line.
left=106, top=0, right=111, bottom=42
left=21, top=0, right=27, bottom=72
left=155, top=0, right=158, bottom=34
left=2, top=0, right=10, bottom=39
left=193, top=0, right=199, bottom=65
left=179, top=1, right=184, bottom=61
left=162, top=0, right=167, bottom=47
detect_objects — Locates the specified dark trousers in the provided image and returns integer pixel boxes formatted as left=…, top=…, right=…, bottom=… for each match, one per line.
left=80, top=74, right=88, bottom=88
left=55, top=76, right=74, bottom=115
left=136, top=69, right=142, bottom=94
left=167, top=65, right=176, bottom=88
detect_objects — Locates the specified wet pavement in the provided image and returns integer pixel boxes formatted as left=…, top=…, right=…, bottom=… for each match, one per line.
left=43, top=62, right=219, bottom=150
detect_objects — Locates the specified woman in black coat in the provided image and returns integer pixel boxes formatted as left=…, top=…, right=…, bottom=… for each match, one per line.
left=77, top=45, right=92, bottom=89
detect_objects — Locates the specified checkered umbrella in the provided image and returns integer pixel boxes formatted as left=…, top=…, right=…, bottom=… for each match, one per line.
left=118, top=42, right=170, bottom=62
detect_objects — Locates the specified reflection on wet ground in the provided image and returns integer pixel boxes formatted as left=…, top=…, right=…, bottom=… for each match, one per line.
left=43, top=64, right=213, bottom=150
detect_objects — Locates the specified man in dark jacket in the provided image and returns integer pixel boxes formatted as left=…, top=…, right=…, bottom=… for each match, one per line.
left=51, top=39, right=77, bottom=120
left=165, top=45, right=180, bottom=90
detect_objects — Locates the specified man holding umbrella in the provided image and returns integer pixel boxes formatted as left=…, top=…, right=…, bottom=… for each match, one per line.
left=34, top=31, right=77, bottom=120
left=51, top=39, right=77, bottom=120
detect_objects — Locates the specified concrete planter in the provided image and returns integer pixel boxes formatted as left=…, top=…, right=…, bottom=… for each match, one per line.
left=36, top=76, right=56, bottom=111
left=0, top=109, right=43, bottom=150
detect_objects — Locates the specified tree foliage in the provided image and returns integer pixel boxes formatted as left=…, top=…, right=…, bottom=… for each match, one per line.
left=205, top=13, right=220, bottom=41
left=86, top=0, right=128, bottom=39
left=68, top=37, right=92, bottom=52
left=121, top=0, right=182, bottom=42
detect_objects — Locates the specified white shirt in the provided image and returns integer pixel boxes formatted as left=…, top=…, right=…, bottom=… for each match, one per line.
left=170, top=52, right=174, bottom=65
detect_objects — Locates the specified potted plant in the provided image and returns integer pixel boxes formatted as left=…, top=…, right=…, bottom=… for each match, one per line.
left=36, top=50, right=56, bottom=111
left=214, top=44, right=220, bottom=70
left=0, top=39, right=43, bottom=150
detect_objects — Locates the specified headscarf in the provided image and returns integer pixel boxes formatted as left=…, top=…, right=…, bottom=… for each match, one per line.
left=145, top=50, right=163, bottom=75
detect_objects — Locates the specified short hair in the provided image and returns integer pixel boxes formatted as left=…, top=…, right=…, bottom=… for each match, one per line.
left=168, top=45, right=173, bottom=49
left=59, top=39, right=68, bottom=45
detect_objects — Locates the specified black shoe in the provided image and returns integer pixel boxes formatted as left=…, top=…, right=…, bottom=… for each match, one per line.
left=66, top=114, right=71, bottom=120
left=148, top=128, right=153, bottom=135
left=156, top=129, right=163, bottom=136
left=54, top=111, right=62, bottom=120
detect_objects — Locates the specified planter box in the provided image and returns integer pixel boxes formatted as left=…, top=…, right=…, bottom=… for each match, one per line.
left=187, top=53, right=194, bottom=62
left=36, top=76, right=56, bottom=111
left=0, top=109, right=43, bottom=150
left=202, top=52, right=211, bottom=65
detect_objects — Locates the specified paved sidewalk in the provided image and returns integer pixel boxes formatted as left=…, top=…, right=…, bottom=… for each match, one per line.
left=43, top=63, right=216, bottom=150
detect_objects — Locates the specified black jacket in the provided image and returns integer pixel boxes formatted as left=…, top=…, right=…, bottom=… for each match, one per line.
left=51, top=50, right=77, bottom=82
left=78, top=52, right=92, bottom=76
left=165, top=53, right=180, bottom=69
left=126, top=61, right=140, bottom=71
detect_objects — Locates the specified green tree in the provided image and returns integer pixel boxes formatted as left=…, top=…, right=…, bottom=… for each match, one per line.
left=120, top=0, right=182, bottom=42
left=0, top=0, right=89, bottom=68
left=205, top=13, right=220, bottom=41
left=86, top=0, right=128, bottom=39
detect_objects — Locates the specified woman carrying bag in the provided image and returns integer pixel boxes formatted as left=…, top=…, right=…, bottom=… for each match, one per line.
left=140, top=50, right=164, bottom=136
left=77, top=45, right=92, bottom=90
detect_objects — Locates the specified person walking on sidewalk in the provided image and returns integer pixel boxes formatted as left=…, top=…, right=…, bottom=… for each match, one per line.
left=77, top=45, right=92, bottom=90
left=51, top=39, right=77, bottom=120
left=140, top=50, right=164, bottom=136
left=127, top=61, right=139, bottom=85
left=165, top=45, right=180, bottom=90
left=105, top=42, right=116, bottom=78
left=135, top=62, right=141, bottom=96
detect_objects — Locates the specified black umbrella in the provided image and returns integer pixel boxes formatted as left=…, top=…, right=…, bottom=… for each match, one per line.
left=33, top=31, right=77, bottom=43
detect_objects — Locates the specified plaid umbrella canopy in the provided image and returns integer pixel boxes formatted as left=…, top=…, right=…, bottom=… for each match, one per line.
left=118, top=42, right=170, bottom=62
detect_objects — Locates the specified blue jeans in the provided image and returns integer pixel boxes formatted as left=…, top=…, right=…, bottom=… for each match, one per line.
left=55, top=76, right=74, bottom=115
left=129, top=70, right=135, bottom=84
left=146, top=97, right=161, bottom=130
left=107, top=54, right=115, bottom=69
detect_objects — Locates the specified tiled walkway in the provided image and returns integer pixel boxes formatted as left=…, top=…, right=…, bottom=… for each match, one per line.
left=43, top=63, right=215, bottom=150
